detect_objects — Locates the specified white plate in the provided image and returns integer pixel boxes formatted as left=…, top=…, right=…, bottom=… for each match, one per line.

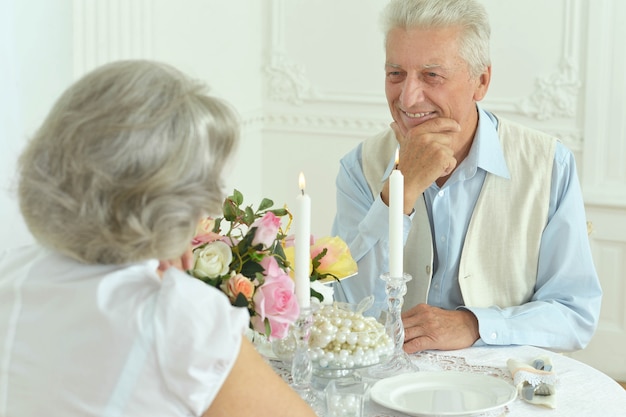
left=370, top=371, right=517, bottom=417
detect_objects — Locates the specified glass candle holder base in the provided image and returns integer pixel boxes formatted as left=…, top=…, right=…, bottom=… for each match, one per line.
left=366, top=272, right=419, bottom=378
left=364, top=349, right=418, bottom=379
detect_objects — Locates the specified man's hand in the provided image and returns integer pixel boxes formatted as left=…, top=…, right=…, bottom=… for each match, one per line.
left=157, top=246, right=194, bottom=275
left=401, top=303, right=480, bottom=353
left=382, top=118, right=460, bottom=213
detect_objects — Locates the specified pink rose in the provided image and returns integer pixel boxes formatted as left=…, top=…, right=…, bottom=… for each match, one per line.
left=192, top=217, right=222, bottom=248
left=250, top=212, right=281, bottom=248
left=221, top=272, right=255, bottom=302
left=191, top=232, right=223, bottom=248
left=251, top=256, right=300, bottom=340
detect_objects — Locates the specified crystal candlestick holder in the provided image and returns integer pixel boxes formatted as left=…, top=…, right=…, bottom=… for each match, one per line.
left=290, top=305, right=322, bottom=410
left=367, top=272, right=418, bottom=378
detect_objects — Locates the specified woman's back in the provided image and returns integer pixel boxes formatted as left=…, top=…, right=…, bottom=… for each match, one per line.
left=0, top=244, right=248, bottom=416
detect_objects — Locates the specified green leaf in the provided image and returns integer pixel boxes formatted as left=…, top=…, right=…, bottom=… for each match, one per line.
left=233, top=292, right=249, bottom=307
left=264, top=318, right=271, bottom=337
left=243, top=206, right=255, bottom=225
left=241, top=259, right=264, bottom=278
left=310, top=287, right=324, bottom=302
left=232, top=189, right=244, bottom=205
left=271, top=244, right=289, bottom=270
left=212, top=218, right=223, bottom=233
left=311, top=247, right=327, bottom=270
left=248, top=250, right=264, bottom=263
left=269, top=208, right=289, bottom=217
left=223, top=200, right=237, bottom=221
left=255, top=271, right=266, bottom=285
left=258, top=198, right=274, bottom=211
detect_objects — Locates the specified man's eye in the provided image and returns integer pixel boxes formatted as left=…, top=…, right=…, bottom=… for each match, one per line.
left=387, top=71, right=405, bottom=82
left=425, top=72, right=439, bottom=78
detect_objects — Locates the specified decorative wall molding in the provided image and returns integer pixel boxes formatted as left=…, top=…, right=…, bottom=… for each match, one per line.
left=257, top=111, right=584, bottom=151
left=487, top=0, right=582, bottom=121
left=240, top=111, right=266, bottom=132
left=73, top=0, right=154, bottom=77
left=264, top=52, right=313, bottom=105
left=517, top=0, right=582, bottom=120
left=264, top=0, right=385, bottom=106
left=517, top=58, right=581, bottom=120
left=582, top=0, right=626, bottom=208
left=264, top=113, right=389, bottom=135
left=265, top=0, right=583, bottom=124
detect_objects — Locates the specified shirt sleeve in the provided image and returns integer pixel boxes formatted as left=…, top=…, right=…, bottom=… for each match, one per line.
left=331, top=144, right=413, bottom=304
left=152, top=270, right=250, bottom=416
left=464, top=143, right=602, bottom=351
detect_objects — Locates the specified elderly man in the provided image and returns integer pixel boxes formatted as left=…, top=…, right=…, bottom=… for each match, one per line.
left=332, top=0, right=601, bottom=353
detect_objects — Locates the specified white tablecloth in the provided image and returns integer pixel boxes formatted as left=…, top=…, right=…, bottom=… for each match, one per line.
left=270, top=345, right=626, bottom=416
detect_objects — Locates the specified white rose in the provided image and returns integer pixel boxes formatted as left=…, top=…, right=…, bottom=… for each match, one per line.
left=192, top=241, right=233, bottom=278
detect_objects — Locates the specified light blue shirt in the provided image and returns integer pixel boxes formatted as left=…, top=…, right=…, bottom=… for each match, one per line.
left=331, top=106, right=601, bottom=351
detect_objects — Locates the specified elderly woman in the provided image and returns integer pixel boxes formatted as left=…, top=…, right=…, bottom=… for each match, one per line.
left=0, top=60, right=316, bottom=417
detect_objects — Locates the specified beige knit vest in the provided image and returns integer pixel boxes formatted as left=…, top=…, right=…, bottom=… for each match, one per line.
left=361, top=117, right=556, bottom=309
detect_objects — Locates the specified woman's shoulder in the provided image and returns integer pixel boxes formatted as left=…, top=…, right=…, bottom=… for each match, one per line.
left=152, top=269, right=250, bottom=413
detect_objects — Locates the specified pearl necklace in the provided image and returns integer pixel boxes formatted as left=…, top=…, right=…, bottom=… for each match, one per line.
left=309, top=304, right=393, bottom=369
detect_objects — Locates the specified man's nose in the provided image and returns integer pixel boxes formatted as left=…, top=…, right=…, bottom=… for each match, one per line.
left=399, top=77, right=425, bottom=108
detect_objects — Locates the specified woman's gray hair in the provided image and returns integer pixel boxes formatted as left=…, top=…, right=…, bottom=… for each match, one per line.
left=381, top=0, right=491, bottom=78
left=18, top=60, right=239, bottom=265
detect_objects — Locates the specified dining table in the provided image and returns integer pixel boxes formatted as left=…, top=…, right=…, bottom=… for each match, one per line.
left=267, top=344, right=626, bottom=417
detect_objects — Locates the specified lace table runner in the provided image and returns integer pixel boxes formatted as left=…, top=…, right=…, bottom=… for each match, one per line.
left=269, top=351, right=512, bottom=417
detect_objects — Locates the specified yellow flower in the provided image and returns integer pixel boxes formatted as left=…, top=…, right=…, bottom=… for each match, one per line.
left=311, top=236, right=357, bottom=280
left=283, top=236, right=357, bottom=282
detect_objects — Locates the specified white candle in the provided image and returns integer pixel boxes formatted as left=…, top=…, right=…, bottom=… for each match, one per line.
left=389, top=149, right=403, bottom=278
left=295, top=172, right=311, bottom=308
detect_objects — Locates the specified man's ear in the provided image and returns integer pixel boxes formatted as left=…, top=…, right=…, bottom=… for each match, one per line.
left=473, top=65, right=491, bottom=102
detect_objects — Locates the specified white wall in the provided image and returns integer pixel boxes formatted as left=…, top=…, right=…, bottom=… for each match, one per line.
left=0, top=0, right=73, bottom=249
left=2, top=0, right=626, bottom=379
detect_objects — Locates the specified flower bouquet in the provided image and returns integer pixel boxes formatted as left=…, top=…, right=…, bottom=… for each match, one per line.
left=187, top=189, right=357, bottom=341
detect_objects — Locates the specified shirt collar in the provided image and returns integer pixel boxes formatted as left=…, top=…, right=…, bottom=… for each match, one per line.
left=464, top=104, right=510, bottom=180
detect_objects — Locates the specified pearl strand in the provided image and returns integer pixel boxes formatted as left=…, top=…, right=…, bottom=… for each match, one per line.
left=309, top=304, right=393, bottom=369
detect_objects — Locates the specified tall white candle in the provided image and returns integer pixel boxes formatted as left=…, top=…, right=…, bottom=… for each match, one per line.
left=389, top=149, right=404, bottom=278
left=295, top=172, right=311, bottom=308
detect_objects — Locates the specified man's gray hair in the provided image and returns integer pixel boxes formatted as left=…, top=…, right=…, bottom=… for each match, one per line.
left=381, top=0, right=491, bottom=77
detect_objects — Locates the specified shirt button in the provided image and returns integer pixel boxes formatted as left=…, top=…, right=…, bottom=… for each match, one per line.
left=440, top=235, right=446, bottom=242
left=438, top=190, right=445, bottom=197
left=490, top=332, right=498, bottom=340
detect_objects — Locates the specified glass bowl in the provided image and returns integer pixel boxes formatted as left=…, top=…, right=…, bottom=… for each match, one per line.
left=309, top=302, right=393, bottom=378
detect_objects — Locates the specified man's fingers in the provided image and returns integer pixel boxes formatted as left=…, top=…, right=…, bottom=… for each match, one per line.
left=391, top=117, right=460, bottom=146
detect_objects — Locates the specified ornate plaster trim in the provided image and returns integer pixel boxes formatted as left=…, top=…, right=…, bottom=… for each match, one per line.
left=265, top=0, right=583, bottom=122
left=516, top=0, right=582, bottom=120
left=264, top=113, right=389, bottom=135
left=264, top=0, right=385, bottom=106
left=73, top=0, right=154, bottom=76
left=265, top=52, right=313, bottom=105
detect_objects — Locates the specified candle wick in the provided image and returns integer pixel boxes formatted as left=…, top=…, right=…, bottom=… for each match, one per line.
left=300, top=189, right=304, bottom=195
